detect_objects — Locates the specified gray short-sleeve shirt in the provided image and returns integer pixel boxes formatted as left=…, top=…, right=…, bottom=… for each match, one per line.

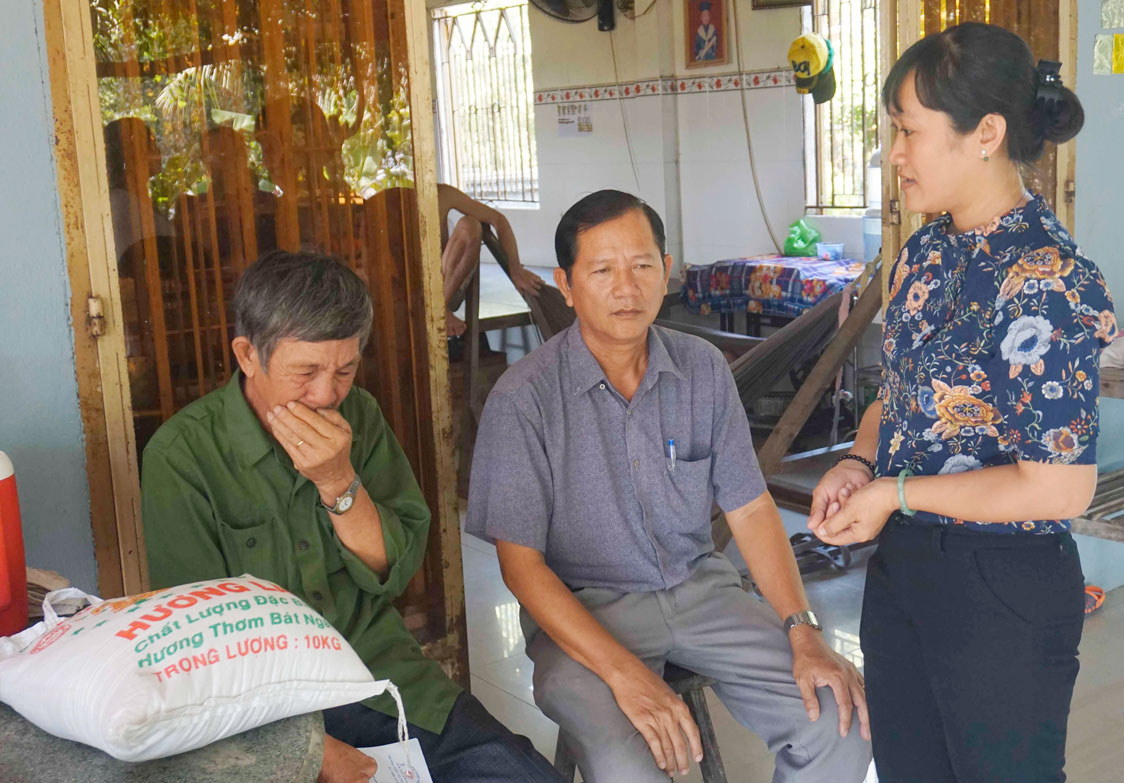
left=465, top=321, right=767, bottom=592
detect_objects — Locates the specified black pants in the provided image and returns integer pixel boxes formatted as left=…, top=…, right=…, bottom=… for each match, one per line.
left=861, top=516, right=1085, bottom=783
left=323, top=691, right=565, bottom=783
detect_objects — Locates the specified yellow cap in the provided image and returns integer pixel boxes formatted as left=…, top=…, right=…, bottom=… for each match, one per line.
left=789, top=32, right=830, bottom=93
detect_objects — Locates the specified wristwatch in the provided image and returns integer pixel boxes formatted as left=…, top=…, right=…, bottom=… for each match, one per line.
left=321, top=474, right=362, bottom=515
left=783, top=610, right=823, bottom=635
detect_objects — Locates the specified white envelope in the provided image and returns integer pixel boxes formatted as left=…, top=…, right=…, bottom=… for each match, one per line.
left=359, top=738, right=434, bottom=783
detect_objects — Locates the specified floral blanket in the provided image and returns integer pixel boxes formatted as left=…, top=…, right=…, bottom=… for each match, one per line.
left=680, top=255, right=866, bottom=318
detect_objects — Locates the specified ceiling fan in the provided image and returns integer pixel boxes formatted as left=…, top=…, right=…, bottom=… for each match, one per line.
left=528, top=0, right=617, bottom=31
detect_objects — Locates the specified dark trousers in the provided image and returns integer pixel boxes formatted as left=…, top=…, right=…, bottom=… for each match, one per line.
left=323, top=692, right=565, bottom=783
left=861, top=516, right=1085, bottom=783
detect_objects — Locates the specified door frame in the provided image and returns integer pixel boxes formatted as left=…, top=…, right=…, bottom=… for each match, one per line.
left=404, top=0, right=469, bottom=681
left=40, top=0, right=464, bottom=676
left=1057, top=0, right=1077, bottom=232
left=878, top=0, right=923, bottom=291
left=43, top=0, right=144, bottom=598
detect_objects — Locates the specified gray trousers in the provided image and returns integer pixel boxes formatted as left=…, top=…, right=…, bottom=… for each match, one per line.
left=524, top=553, right=871, bottom=783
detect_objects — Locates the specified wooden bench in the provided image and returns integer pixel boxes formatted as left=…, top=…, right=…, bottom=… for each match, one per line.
left=1072, top=466, right=1124, bottom=543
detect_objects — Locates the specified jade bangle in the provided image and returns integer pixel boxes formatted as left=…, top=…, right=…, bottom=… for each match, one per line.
left=897, top=468, right=917, bottom=517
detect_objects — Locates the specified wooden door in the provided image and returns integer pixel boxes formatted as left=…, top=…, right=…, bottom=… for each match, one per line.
left=879, top=0, right=923, bottom=289
left=45, top=0, right=466, bottom=683
left=879, top=0, right=1078, bottom=276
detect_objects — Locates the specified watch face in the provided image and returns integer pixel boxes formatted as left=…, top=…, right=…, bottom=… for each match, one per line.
left=338, top=495, right=355, bottom=513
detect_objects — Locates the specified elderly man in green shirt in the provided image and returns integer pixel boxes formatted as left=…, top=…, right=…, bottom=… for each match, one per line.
left=142, top=250, right=562, bottom=783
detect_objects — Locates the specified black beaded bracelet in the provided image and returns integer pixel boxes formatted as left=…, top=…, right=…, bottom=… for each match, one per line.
left=836, top=454, right=877, bottom=476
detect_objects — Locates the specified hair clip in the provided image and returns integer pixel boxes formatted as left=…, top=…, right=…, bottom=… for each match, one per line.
left=1037, top=60, right=1062, bottom=83
left=1036, top=60, right=1063, bottom=105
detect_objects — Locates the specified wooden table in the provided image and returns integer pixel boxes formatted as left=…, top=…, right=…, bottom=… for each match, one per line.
left=1073, top=467, right=1124, bottom=542
left=1101, top=366, right=1124, bottom=399
left=1078, top=367, right=1124, bottom=540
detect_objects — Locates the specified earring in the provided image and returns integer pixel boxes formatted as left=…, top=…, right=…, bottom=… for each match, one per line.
left=981, top=148, right=990, bottom=162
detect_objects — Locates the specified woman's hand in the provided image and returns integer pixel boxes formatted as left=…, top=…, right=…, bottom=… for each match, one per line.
left=807, top=462, right=876, bottom=531
left=811, top=477, right=898, bottom=546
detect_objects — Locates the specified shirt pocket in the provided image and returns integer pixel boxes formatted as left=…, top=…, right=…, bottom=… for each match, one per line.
left=214, top=507, right=283, bottom=583
left=663, top=453, right=714, bottom=530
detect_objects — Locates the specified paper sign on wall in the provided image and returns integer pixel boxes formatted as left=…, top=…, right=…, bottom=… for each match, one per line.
left=1093, top=33, right=1124, bottom=75
left=557, top=102, right=593, bottom=137
left=1095, top=34, right=1114, bottom=74
left=1103, top=0, right=1124, bottom=29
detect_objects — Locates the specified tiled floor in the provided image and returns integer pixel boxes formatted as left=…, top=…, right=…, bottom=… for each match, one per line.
left=461, top=507, right=1124, bottom=782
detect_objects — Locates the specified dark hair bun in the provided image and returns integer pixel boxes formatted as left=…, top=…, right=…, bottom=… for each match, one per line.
left=1038, top=85, right=1084, bottom=145
left=884, top=23, right=1084, bottom=164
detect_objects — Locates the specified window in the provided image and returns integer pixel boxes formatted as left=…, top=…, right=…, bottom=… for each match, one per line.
left=432, top=0, right=539, bottom=204
left=803, top=0, right=881, bottom=213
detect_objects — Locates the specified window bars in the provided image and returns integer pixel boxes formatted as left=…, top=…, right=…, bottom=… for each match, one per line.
left=432, top=0, right=539, bottom=204
left=805, top=0, right=880, bottom=213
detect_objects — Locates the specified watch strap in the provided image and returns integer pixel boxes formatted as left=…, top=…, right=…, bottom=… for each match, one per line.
left=783, top=610, right=822, bottom=634
left=322, top=473, right=362, bottom=514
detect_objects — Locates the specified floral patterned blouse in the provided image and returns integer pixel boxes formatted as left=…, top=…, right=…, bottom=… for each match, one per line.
left=877, top=194, right=1117, bottom=534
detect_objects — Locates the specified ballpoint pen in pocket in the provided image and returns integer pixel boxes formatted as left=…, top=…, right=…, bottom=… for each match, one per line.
left=666, top=438, right=676, bottom=472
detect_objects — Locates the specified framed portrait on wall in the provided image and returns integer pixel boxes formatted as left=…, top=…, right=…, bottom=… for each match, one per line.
left=685, top=0, right=727, bottom=68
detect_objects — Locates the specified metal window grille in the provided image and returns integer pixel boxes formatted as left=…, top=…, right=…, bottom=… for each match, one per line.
left=432, top=0, right=538, bottom=203
left=804, top=0, right=880, bottom=213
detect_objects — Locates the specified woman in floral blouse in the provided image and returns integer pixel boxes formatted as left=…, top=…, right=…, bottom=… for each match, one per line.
left=807, top=23, right=1117, bottom=783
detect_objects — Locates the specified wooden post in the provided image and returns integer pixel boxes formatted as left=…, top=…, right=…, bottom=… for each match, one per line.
left=403, top=0, right=469, bottom=686
left=1056, top=0, right=1077, bottom=232
left=756, top=280, right=882, bottom=478
left=121, top=119, right=175, bottom=421
left=880, top=0, right=923, bottom=309
left=712, top=276, right=882, bottom=551
left=179, top=197, right=208, bottom=399
left=258, top=0, right=300, bottom=249
left=465, top=270, right=483, bottom=426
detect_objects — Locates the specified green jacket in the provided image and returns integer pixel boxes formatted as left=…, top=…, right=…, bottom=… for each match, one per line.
left=140, top=371, right=460, bottom=733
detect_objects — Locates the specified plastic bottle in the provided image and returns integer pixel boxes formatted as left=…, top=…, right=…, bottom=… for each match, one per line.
left=864, top=147, right=882, bottom=262
left=0, top=450, right=29, bottom=636
left=863, top=208, right=882, bottom=262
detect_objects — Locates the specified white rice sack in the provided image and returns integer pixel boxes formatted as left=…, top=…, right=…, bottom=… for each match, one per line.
left=0, top=575, right=397, bottom=761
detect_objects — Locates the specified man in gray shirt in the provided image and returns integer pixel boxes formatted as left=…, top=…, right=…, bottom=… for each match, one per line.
left=466, top=190, right=870, bottom=782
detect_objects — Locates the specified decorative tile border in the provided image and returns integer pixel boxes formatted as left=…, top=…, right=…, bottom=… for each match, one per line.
left=533, top=68, right=794, bottom=105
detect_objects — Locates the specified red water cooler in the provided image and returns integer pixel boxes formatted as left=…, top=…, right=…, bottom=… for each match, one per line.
left=0, top=450, right=29, bottom=636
